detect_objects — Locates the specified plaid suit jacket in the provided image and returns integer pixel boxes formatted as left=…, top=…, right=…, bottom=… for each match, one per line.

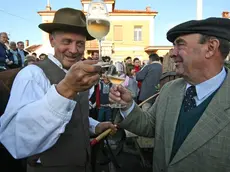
left=117, top=68, right=230, bottom=172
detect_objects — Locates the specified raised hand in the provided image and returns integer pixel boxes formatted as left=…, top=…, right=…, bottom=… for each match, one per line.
left=56, top=60, right=101, bottom=99
left=109, top=84, right=133, bottom=110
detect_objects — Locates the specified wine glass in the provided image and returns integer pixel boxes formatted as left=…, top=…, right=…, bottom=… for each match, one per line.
left=107, top=73, right=126, bottom=108
left=86, top=0, right=110, bottom=66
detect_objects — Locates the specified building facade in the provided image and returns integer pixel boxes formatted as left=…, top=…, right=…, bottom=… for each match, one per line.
left=37, top=0, right=169, bottom=62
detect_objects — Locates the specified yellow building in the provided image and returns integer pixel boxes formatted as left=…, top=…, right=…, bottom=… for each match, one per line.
left=37, top=0, right=173, bottom=62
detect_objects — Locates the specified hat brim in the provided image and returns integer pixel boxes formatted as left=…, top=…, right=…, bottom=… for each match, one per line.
left=39, top=23, right=95, bottom=41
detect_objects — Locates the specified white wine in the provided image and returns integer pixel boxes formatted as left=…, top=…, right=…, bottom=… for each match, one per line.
left=107, top=75, right=125, bottom=85
left=87, top=18, right=110, bottom=39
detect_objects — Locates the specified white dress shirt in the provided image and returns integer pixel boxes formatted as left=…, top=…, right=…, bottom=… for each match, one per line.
left=121, top=67, right=227, bottom=118
left=0, top=54, right=99, bottom=159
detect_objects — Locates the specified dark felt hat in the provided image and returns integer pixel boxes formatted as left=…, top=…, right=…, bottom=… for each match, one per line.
left=39, top=8, right=94, bottom=40
left=167, top=17, right=230, bottom=43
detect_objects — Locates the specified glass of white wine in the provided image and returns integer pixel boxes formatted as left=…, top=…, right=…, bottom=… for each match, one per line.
left=86, top=0, right=110, bottom=63
left=107, top=74, right=126, bottom=108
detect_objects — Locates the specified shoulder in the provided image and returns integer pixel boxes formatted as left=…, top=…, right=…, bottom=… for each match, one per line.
left=15, top=64, right=50, bottom=86
left=161, top=78, right=185, bottom=92
left=151, top=63, right=162, bottom=68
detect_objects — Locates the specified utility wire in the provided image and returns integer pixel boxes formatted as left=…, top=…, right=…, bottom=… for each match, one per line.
left=0, top=8, right=34, bottom=22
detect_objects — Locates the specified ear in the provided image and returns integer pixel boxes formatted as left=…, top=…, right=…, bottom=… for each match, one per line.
left=205, top=38, right=220, bottom=59
left=49, top=34, right=55, bottom=47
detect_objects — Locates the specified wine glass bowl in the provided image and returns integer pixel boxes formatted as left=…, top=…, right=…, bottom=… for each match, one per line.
left=107, top=75, right=125, bottom=85
left=86, top=0, right=110, bottom=62
left=107, top=74, right=126, bottom=108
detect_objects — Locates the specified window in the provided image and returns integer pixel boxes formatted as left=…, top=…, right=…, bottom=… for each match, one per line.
left=114, top=25, right=123, bottom=41
left=134, top=26, right=142, bottom=41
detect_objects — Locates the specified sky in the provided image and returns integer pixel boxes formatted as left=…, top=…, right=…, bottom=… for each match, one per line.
left=0, top=0, right=229, bottom=46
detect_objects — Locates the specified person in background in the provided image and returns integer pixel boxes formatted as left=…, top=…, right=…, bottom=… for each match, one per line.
left=7, top=41, right=22, bottom=68
left=17, top=41, right=28, bottom=66
left=125, top=56, right=133, bottom=75
left=133, top=57, right=142, bottom=90
left=136, top=53, right=162, bottom=111
left=39, top=53, right=48, bottom=61
left=109, top=17, right=230, bottom=172
left=91, top=51, right=99, bottom=60
left=122, top=65, right=139, bottom=102
left=24, top=55, right=37, bottom=66
left=115, top=61, right=125, bottom=77
left=0, top=32, right=10, bottom=71
left=96, top=74, right=112, bottom=122
left=102, top=56, right=111, bottom=62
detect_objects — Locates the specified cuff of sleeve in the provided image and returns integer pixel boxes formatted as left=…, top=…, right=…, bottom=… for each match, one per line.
left=89, top=117, right=100, bottom=134
left=120, top=100, right=135, bottom=119
left=46, top=85, right=76, bottom=121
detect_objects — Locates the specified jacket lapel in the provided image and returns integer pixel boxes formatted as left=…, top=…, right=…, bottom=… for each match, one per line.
left=164, top=79, right=186, bottom=165
left=170, top=68, right=230, bottom=165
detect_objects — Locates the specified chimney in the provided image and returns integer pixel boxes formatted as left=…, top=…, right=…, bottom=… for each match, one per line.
left=25, top=40, right=29, bottom=47
left=146, top=6, right=151, bottom=12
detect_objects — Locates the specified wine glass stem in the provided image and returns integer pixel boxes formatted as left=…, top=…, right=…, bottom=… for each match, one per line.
left=98, top=39, right=102, bottom=61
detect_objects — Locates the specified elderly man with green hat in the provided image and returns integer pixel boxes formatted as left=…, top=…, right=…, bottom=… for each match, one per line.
left=0, top=8, right=117, bottom=172
left=109, top=17, right=230, bottom=172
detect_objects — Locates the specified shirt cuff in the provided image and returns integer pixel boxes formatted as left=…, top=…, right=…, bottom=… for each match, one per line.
left=120, top=100, right=135, bottom=118
left=45, top=85, right=76, bottom=121
left=89, top=117, right=100, bottom=134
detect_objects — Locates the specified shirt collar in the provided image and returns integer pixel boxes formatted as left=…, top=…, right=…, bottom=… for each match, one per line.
left=186, top=67, right=227, bottom=100
left=48, top=54, right=68, bottom=73
left=151, top=61, right=162, bottom=65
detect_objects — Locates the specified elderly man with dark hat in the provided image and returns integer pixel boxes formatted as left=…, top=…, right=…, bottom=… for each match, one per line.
left=0, top=8, right=117, bottom=172
left=109, top=17, right=230, bottom=172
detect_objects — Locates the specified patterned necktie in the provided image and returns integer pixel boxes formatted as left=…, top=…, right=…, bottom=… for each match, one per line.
left=184, top=86, right=197, bottom=112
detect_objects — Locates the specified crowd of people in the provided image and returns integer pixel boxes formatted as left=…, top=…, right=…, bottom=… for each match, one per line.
left=87, top=53, right=163, bottom=122
left=0, top=6, right=230, bottom=172
left=0, top=32, right=48, bottom=71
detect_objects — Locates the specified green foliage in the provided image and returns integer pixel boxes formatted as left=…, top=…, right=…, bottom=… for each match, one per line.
left=155, top=84, right=160, bottom=92
left=225, top=60, right=230, bottom=69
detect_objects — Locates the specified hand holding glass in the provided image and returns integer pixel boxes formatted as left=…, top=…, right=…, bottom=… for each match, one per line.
left=107, top=75, right=126, bottom=108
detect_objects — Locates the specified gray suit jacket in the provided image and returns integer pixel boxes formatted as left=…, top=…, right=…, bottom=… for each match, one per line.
left=136, top=62, right=162, bottom=103
left=116, top=68, right=230, bottom=172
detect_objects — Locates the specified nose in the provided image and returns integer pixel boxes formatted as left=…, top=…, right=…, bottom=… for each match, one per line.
left=170, top=47, right=178, bottom=59
left=69, top=44, right=78, bottom=54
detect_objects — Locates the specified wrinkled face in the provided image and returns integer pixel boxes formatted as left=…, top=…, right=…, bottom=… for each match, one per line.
left=17, top=42, right=24, bottom=50
left=0, top=33, right=8, bottom=44
left=92, top=52, right=99, bottom=60
left=134, top=59, right=140, bottom=67
left=171, top=34, right=207, bottom=80
left=50, top=31, right=86, bottom=69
